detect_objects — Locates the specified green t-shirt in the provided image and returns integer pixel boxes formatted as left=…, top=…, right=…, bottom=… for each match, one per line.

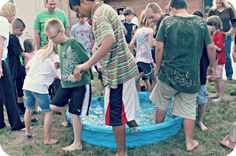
left=58, top=38, right=91, bottom=88
left=156, top=15, right=213, bottom=93
left=34, top=9, right=70, bottom=48
left=92, top=3, right=138, bottom=88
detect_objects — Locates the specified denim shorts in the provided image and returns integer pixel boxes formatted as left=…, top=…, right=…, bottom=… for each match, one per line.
left=23, top=90, right=51, bottom=112
left=196, top=85, right=208, bottom=105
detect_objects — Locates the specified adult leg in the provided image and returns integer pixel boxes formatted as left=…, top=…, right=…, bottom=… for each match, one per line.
left=184, top=119, right=199, bottom=151
left=224, top=37, right=233, bottom=80
left=62, top=114, right=82, bottom=151
left=113, top=125, right=127, bottom=156
left=1, top=62, right=24, bottom=130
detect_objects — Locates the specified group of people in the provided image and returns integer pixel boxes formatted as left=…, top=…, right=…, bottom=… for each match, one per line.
left=0, top=0, right=236, bottom=156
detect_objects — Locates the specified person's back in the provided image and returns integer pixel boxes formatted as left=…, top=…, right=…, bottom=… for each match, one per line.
left=157, top=15, right=211, bottom=93
left=135, top=27, right=154, bottom=63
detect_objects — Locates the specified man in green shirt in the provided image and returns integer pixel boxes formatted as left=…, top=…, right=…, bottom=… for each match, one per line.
left=34, top=0, right=70, bottom=49
left=150, top=0, right=216, bottom=152
left=69, top=0, right=140, bottom=155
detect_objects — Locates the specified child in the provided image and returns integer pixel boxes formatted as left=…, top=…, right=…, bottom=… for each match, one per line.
left=45, top=18, right=91, bottom=152
left=193, top=10, right=210, bottom=131
left=207, top=15, right=226, bottom=105
left=123, top=8, right=137, bottom=44
left=129, top=10, right=156, bottom=92
left=7, top=18, right=26, bottom=116
left=23, top=39, right=36, bottom=72
left=23, top=41, right=58, bottom=145
left=69, top=13, right=94, bottom=57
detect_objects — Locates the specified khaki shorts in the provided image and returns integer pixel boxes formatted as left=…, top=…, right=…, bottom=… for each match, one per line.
left=150, top=80, right=197, bottom=120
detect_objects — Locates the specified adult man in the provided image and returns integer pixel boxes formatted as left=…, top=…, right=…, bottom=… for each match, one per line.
left=145, top=3, right=169, bottom=63
left=69, top=0, right=140, bottom=155
left=150, top=0, right=216, bottom=151
left=34, top=0, right=70, bottom=49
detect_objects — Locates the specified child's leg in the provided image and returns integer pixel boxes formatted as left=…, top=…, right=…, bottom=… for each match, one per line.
left=212, top=79, right=224, bottom=104
left=43, top=111, right=57, bottom=145
left=24, top=109, right=33, bottom=136
left=135, top=73, right=142, bottom=91
left=144, top=79, right=151, bottom=92
left=197, top=104, right=208, bottom=131
left=62, top=114, right=82, bottom=152
left=50, top=105, right=68, bottom=127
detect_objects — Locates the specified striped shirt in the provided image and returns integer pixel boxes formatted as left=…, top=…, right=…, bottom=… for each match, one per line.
left=92, top=3, right=138, bottom=89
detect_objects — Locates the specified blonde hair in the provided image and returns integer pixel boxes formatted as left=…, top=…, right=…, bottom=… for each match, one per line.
left=0, top=2, right=16, bottom=18
left=212, top=0, right=231, bottom=10
left=45, top=18, right=65, bottom=34
left=146, top=3, right=162, bottom=14
left=139, top=10, right=148, bottom=28
left=39, top=41, right=56, bottom=61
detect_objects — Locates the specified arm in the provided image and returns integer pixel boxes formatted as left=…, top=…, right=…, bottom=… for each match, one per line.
left=148, top=30, right=155, bottom=47
left=206, top=43, right=217, bottom=80
left=128, top=33, right=136, bottom=55
left=73, top=35, right=116, bottom=79
left=0, top=36, right=5, bottom=77
left=123, top=24, right=127, bottom=36
left=34, top=30, right=40, bottom=50
left=154, top=41, right=164, bottom=77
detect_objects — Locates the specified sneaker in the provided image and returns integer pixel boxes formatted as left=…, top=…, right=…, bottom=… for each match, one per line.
left=227, top=77, right=233, bottom=81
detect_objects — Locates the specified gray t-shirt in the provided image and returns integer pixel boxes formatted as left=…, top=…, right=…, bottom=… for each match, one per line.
left=156, top=15, right=213, bottom=93
left=69, top=22, right=93, bottom=56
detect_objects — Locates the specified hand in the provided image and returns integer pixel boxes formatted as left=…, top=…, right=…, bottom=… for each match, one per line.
left=68, top=74, right=81, bottom=82
left=0, top=65, right=3, bottom=79
left=224, top=31, right=231, bottom=37
left=73, top=65, right=82, bottom=80
left=207, top=66, right=215, bottom=81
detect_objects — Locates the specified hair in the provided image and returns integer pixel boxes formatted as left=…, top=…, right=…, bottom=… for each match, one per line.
left=12, top=18, right=26, bottom=29
left=192, top=10, right=203, bottom=18
left=139, top=10, right=148, bottom=27
left=146, top=3, right=162, bottom=14
left=169, top=0, right=187, bottom=9
left=212, top=0, right=231, bottom=10
left=69, top=0, right=95, bottom=9
left=39, top=40, right=56, bottom=61
left=0, top=2, right=16, bottom=18
left=123, top=8, right=133, bottom=16
left=45, top=18, right=65, bottom=34
left=24, top=39, right=35, bottom=52
left=207, top=15, right=222, bottom=30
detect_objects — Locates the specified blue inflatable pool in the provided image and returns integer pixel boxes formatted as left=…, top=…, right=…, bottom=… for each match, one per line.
left=66, top=92, right=183, bottom=148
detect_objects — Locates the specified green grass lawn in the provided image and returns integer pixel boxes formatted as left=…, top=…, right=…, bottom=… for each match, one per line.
left=0, top=78, right=235, bottom=156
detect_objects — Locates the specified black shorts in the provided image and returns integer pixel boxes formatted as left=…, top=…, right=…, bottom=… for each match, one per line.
left=51, top=84, right=91, bottom=116
left=137, top=62, right=154, bottom=80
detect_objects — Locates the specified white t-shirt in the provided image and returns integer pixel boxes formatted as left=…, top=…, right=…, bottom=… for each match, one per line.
left=0, top=16, right=10, bottom=61
left=134, top=27, right=154, bottom=64
left=23, top=51, right=57, bottom=94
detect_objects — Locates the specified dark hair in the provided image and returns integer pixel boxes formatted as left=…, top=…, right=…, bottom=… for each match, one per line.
left=207, top=15, right=222, bottom=30
left=23, top=39, right=34, bottom=52
left=192, top=10, right=203, bottom=18
left=12, top=18, right=25, bottom=29
left=123, top=8, right=133, bottom=16
left=169, top=0, right=187, bottom=9
left=69, top=0, right=80, bottom=9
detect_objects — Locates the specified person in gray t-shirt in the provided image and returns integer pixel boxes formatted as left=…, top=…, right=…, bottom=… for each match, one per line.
left=69, top=14, right=94, bottom=57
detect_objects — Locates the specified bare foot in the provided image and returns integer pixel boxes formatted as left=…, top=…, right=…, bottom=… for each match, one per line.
left=186, top=140, right=199, bottom=151
left=21, top=127, right=33, bottom=131
left=61, top=121, right=69, bottom=127
left=212, top=97, right=223, bottom=105
left=62, top=143, right=82, bottom=152
left=44, top=139, right=58, bottom=145
left=198, top=122, right=208, bottom=132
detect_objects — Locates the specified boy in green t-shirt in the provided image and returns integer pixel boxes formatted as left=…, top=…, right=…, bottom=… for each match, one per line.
left=45, top=18, right=91, bottom=152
